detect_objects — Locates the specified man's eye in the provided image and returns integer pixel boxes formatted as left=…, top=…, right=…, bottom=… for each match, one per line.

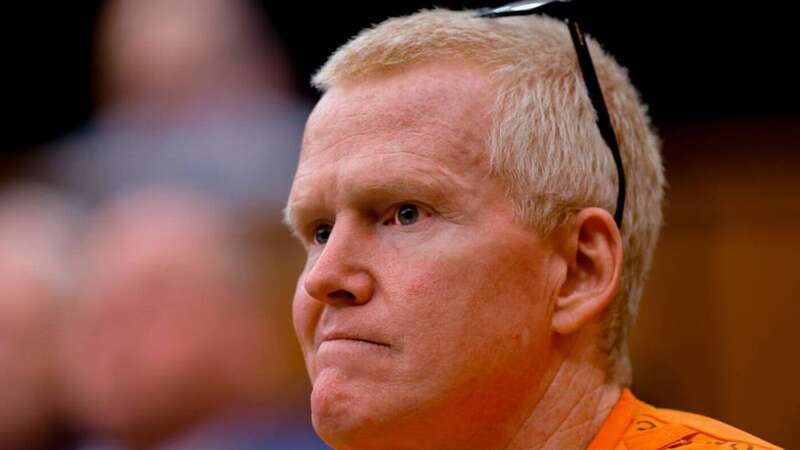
left=395, top=204, right=420, bottom=225
left=313, top=224, right=332, bottom=244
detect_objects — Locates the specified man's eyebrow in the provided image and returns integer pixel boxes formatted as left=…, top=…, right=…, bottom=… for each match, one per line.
left=282, top=204, right=298, bottom=235
left=283, top=196, right=321, bottom=238
left=284, top=167, right=463, bottom=231
left=283, top=183, right=336, bottom=242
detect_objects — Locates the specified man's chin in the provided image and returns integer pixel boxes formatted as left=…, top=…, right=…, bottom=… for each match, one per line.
left=310, top=369, right=395, bottom=447
left=310, top=370, right=359, bottom=434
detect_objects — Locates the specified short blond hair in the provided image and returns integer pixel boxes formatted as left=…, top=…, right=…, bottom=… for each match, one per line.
left=312, top=9, right=664, bottom=385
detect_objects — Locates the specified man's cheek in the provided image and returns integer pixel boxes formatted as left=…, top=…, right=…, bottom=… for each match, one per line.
left=292, top=294, right=318, bottom=362
left=396, top=271, right=480, bottom=350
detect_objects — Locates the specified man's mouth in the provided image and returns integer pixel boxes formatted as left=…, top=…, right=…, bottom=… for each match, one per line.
left=318, top=331, right=391, bottom=349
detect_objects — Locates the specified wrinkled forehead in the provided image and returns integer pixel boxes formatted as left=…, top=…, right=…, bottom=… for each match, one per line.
left=300, top=60, right=496, bottom=165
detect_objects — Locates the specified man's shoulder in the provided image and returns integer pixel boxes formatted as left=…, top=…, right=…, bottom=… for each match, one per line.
left=589, top=390, right=783, bottom=450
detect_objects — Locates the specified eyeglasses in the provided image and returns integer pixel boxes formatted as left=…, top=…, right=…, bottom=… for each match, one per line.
left=475, top=0, right=626, bottom=228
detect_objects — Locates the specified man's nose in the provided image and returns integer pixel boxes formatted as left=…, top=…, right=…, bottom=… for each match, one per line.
left=303, top=221, right=374, bottom=306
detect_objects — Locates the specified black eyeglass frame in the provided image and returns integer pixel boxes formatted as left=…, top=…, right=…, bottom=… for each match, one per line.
left=475, top=0, right=626, bottom=228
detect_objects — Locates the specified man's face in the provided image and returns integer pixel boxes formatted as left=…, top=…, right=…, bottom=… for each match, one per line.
left=288, top=62, right=561, bottom=448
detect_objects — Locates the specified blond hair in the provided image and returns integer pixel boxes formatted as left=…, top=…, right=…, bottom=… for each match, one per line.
left=312, top=9, right=664, bottom=385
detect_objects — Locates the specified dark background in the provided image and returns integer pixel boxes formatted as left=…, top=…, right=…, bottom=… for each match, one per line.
left=1, top=1, right=797, bottom=155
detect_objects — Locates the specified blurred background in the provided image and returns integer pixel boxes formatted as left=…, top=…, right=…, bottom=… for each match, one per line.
left=0, top=1, right=797, bottom=449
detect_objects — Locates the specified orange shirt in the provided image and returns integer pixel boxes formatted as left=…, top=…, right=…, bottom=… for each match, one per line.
left=587, top=389, right=783, bottom=450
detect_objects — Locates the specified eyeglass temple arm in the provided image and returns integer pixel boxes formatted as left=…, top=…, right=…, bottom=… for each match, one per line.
left=564, top=19, right=626, bottom=228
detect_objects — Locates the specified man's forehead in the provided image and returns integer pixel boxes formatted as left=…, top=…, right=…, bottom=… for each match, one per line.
left=285, top=62, right=497, bottom=230
left=302, top=60, right=496, bottom=161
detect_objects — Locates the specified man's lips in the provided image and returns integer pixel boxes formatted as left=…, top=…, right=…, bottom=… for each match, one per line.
left=318, top=331, right=391, bottom=349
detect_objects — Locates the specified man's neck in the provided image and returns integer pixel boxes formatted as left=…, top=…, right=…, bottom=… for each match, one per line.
left=502, top=334, right=622, bottom=450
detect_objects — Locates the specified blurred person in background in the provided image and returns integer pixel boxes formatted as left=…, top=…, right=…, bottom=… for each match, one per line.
left=44, top=0, right=307, bottom=213
left=61, top=187, right=326, bottom=450
left=40, top=0, right=320, bottom=446
left=0, top=184, right=84, bottom=450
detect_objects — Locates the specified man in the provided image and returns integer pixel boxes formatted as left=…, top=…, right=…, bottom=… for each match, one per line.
left=284, top=7, right=783, bottom=450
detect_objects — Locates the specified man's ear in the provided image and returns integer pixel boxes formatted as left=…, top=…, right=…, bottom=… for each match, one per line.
left=552, top=207, right=623, bottom=335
